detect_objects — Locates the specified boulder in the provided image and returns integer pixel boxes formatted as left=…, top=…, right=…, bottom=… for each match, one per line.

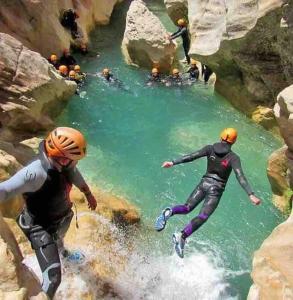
left=122, top=0, right=176, bottom=72
left=248, top=214, right=293, bottom=300
left=274, top=85, right=293, bottom=189
left=0, top=33, right=76, bottom=141
left=164, top=0, right=188, bottom=25
left=251, top=106, right=278, bottom=132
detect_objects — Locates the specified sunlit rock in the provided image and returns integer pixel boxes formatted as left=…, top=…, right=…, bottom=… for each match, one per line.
left=122, top=0, right=176, bottom=72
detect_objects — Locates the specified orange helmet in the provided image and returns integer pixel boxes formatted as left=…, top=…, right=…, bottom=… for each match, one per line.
left=152, top=67, right=159, bottom=74
left=45, top=127, right=87, bottom=161
left=220, top=128, right=238, bottom=144
left=50, top=54, right=57, bottom=62
left=59, top=65, right=68, bottom=75
left=74, top=65, right=81, bottom=72
left=172, top=68, right=179, bottom=75
left=177, top=18, right=187, bottom=26
left=103, top=68, right=110, bottom=75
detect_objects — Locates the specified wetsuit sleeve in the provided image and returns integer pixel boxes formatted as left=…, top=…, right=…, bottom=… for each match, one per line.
left=0, top=160, right=47, bottom=203
left=171, top=27, right=187, bottom=39
left=172, top=145, right=212, bottom=165
left=231, top=155, right=254, bottom=196
left=67, top=167, right=92, bottom=195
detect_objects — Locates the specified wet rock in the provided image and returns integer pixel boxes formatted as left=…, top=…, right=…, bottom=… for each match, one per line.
left=0, top=33, right=76, bottom=141
left=164, top=0, right=188, bottom=25
left=267, top=146, right=290, bottom=213
left=274, top=85, right=293, bottom=189
left=0, top=0, right=122, bottom=58
left=252, top=106, right=278, bottom=132
left=122, top=0, right=176, bottom=72
left=248, top=214, right=293, bottom=300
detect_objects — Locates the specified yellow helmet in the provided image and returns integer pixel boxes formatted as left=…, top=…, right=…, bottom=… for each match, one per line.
left=172, top=68, right=180, bottom=75
left=177, top=18, right=187, bottom=26
left=191, top=59, right=197, bottom=65
left=45, top=127, right=87, bottom=161
left=50, top=54, right=57, bottom=62
left=59, top=65, right=68, bottom=75
left=103, top=68, right=110, bottom=75
left=74, top=65, right=81, bottom=72
left=220, top=128, right=238, bottom=144
left=152, top=67, right=159, bottom=74
left=69, top=70, right=76, bottom=78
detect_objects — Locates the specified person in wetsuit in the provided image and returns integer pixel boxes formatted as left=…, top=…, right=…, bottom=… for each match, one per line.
left=186, top=59, right=199, bottom=81
left=169, top=18, right=190, bottom=64
left=101, top=68, right=114, bottom=82
left=147, top=68, right=162, bottom=85
left=0, top=127, right=97, bottom=299
left=48, top=54, right=60, bottom=70
left=58, top=65, right=69, bottom=78
left=60, top=9, right=80, bottom=39
left=155, top=128, right=261, bottom=258
left=166, top=68, right=183, bottom=86
left=202, top=64, right=213, bottom=84
left=60, top=49, right=77, bottom=70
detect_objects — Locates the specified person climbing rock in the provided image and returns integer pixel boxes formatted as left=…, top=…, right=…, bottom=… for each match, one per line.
left=202, top=64, right=213, bottom=84
left=0, top=127, right=97, bottom=299
left=60, top=8, right=80, bottom=39
left=74, top=65, right=86, bottom=82
left=58, top=65, right=69, bottom=78
left=48, top=54, right=60, bottom=70
left=60, top=49, right=77, bottom=70
left=166, top=68, right=183, bottom=86
left=155, top=128, right=261, bottom=258
left=186, top=59, right=199, bottom=81
left=169, top=18, right=190, bottom=64
left=147, top=68, right=162, bottom=85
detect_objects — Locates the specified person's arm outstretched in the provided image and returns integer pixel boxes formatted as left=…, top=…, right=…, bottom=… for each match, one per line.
left=231, top=156, right=261, bottom=205
left=162, top=145, right=212, bottom=168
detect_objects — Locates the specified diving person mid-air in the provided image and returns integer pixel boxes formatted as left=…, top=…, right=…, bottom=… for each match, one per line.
left=155, top=128, right=261, bottom=258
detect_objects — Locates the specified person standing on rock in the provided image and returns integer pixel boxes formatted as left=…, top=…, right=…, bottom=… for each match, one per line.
left=155, top=128, right=261, bottom=258
left=0, top=127, right=97, bottom=299
left=168, top=18, right=190, bottom=64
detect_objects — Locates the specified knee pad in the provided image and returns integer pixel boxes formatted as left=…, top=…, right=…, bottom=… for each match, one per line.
left=198, top=213, right=209, bottom=220
left=30, top=229, right=55, bottom=250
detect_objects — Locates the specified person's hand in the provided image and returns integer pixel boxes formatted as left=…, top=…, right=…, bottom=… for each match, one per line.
left=86, top=193, right=97, bottom=210
left=250, top=194, right=261, bottom=206
left=162, top=161, right=174, bottom=168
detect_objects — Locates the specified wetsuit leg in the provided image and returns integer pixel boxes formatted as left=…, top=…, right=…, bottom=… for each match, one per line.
left=183, top=40, right=191, bottom=64
left=171, top=181, right=205, bottom=215
left=17, top=211, right=61, bottom=299
left=54, top=210, right=74, bottom=250
left=181, top=182, right=224, bottom=239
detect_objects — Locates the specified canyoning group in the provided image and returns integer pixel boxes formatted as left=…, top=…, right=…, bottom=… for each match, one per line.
left=0, top=8, right=263, bottom=300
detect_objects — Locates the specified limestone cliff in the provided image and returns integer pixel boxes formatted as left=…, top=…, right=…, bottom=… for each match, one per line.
left=166, top=0, right=292, bottom=130
left=0, top=33, right=76, bottom=142
left=0, top=0, right=122, bottom=58
left=122, top=0, right=176, bottom=72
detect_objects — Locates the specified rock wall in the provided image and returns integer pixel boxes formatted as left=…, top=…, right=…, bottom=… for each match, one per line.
left=164, top=0, right=188, bottom=25
left=122, top=0, right=176, bottom=72
left=166, top=0, right=292, bottom=129
left=0, top=0, right=122, bottom=58
left=0, top=33, right=76, bottom=142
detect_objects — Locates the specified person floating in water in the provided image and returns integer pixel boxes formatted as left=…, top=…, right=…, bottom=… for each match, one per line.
left=60, top=49, right=77, bottom=70
left=147, top=68, right=162, bottom=85
left=74, top=65, right=86, bottom=82
left=101, top=68, right=114, bottom=82
left=48, top=54, right=60, bottom=70
left=58, top=65, right=69, bottom=78
left=0, top=127, right=97, bottom=299
left=166, top=68, right=183, bottom=86
left=169, top=18, right=190, bottom=64
left=155, top=128, right=261, bottom=258
left=186, top=59, right=199, bottom=81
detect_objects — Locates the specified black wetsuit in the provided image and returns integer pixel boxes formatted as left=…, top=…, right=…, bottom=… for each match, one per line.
left=202, top=64, right=213, bottom=83
left=167, top=75, right=183, bottom=86
left=187, top=66, right=199, bottom=80
left=170, top=141, right=253, bottom=239
left=147, top=74, right=161, bottom=84
left=170, top=26, right=191, bottom=64
left=47, top=58, right=60, bottom=70
left=0, top=142, right=91, bottom=299
left=59, top=54, right=77, bottom=68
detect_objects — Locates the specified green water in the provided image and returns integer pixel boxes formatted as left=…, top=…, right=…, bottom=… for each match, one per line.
left=58, top=1, right=284, bottom=299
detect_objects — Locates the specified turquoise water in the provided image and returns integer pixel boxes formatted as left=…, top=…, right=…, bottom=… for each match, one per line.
left=58, top=1, right=284, bottom=299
